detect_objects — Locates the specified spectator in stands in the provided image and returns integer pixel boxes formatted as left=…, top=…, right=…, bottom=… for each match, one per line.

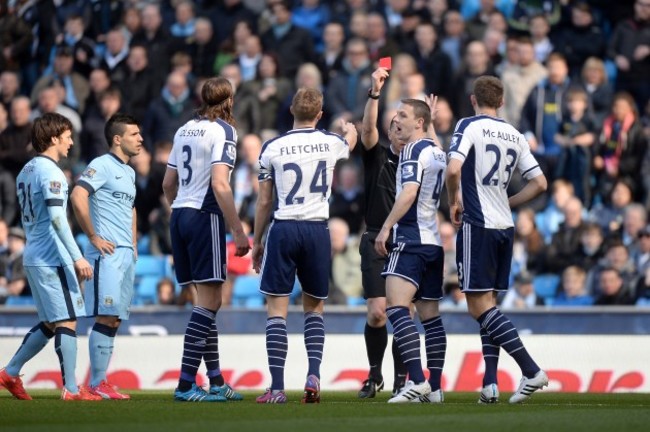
left=149, top=194, right=172, bottom=256
left=325, top=38, right=373, bottom=124
left=0, top=71, right=20, bottom=113
left=131, top=147, right=165, bottom=237
left=482, top=27, right=506, bottom=75
left=58, top=14, right=95, bottom=78
left=553, top=2, right=605, bottom=79
left=440, top=9, right=468, bottom=74
left=587, top=241, right=637, bottom=297
left=0, top=1, right=33, bottom=75
left=277, top=62, right=325, bottom=133
left=84, top=68, right=111, bottom=119
left=86, top=0, right=124, bottom=42
left=607, top=0, right=650, bottom=112
left=502, top=37, right=547, bottom=128
left=520, top=52, right=571, bottom=179
left=291, top=0, right=331, bottom=54
left=0, top=218, right=8, bottom=271
left=170, top=0, right=196, bottom=40
left=439, top=220, right=457, bottom=278
left=588, top=179, right=633, bottom=234
left=214, top=19, right=254, bottom=75
left=188, top=17, right=218, bottom=79
left=0, top=227, right=29, bottom=299
left=594, top=266, right=635, bottom=305
left=348, top=9, right=369, bottom=40
left=317, top=21, right=345, bottom=86
left=330, top=162, right=365, bottom=235
left=142, top=71, right=196, bottom=152
left=495, top=33, right=519, bottom=77
left=383, top=53, right=418, bottom=109
left=98, top=28, right=130, bottom=87
left=451, top=40, right=495, bottom=119
left=157, top=278, right=177, bottom=306
left=465, top=0, right=501, bottom=41
left=219, top=63, right=251, bottom=135
left=120, top=44, right=161, bottom=125
left=440, top=274, right=466, bottom=310
left=210, top=0, right=257, bottom=48
left=432, top=96, right=456, bottom=152
left=619, top=204, right=648, bottom=258
left=81, top=87, right=121, bottom=162
left=513, top=207, right=547, bottom=276
left=593, top=92, right=648, bottom=203
left=261, top=0, right=315, bottom=80
left=120, top=6, right=142, bottom=42
left=554, top=87, right=597, bottom=205
left=0, top=165, right=16, bottom=225
left=509, top=0, right=561, bottom=33
left=501, top=271, right=545, bottom=309
left=634, top=224, right=650, bottom=274
left=407, top=21, right=453, bottom=102
left=329, top=217, right=361, bottom=303
left=0, top=96, right=32, bottom=179
left=552, top=265, right=593, bottom=307
left=31, top=45, right=90, bottom=114
left=0, top=103, right=5, bottom=133
left=545, top=196, right=585, bottom=273
left=239, top=53, right=292, bottom=135
left=233, top=133, right=262, bottom=212
left=235, top=34, right=263, bottom=83
left=536, top=179, right=574, bottom=242
left=427, top=0, right=448, bottom=34
left=528, top=14, right=553, bottom=64
left=392, top=6, right=426, bottom=52
left=579, top=57, right=614, bottom=125
left=574, top=222, right=606, bottom=271
left=366, top=12, right=400, bottom=63
left=131, top=3, right=172, bottom=85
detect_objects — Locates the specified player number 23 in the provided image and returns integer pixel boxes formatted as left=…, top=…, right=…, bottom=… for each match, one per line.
left=282, top=161, right=328, bottom=205
left=482, top=144, right=517, bottom=188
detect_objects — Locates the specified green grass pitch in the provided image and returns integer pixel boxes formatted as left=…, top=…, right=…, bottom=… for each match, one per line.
left=1, top=391, right=649, bottom=432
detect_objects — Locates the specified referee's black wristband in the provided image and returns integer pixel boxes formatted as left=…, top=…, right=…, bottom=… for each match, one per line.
left=368, top=88, right=380, bottom=99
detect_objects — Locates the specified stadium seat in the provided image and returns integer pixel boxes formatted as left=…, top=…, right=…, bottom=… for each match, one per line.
left=135, top=275, right=160, bottom=305
left=346, top=296, right=366, bottom=306
left=5, top=296, right=36, bottom=306
left=533, top=274, right=560, bottom=299
left=135, top=255, right=169, bottom=278
left=137, top=235, right=151, bottom=255
left=231, top=275, right=263, bottom=307
left=290, top=279, right=302, bottom=303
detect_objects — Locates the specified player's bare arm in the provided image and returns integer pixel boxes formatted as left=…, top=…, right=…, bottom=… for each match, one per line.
left=252, top=180, right=274, bottom=273
left=424, top=94, right=440, bottom=145
left=508, top=173, right=548, bottom=208
left=446, top=158, right=464, bottom=228
left=70, top=186, right=116, bottom=257
left=211, top=164, right=250, bottom=257
left=132, top=208, right=138, bottom=262
left=374, top=183, right=419, bottom=257
left=47, top=203, right=93, bottom=281
left=360, top=67, right=390, bottom=149
left=162, top=167, right=179, bottom=207
left=340, top=119, right=359, bottom=152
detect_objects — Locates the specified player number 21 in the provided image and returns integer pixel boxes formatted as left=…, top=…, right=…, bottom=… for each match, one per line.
left=282, top=160, right=328, bottom=205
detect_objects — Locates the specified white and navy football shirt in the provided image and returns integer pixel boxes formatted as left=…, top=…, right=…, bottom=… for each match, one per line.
left=393, top=138, right=446, bottom=246
left=448, top=114, right=542, bottom=229
left=17, top=156, right=76, bottom=266
left=258, top=128, right=349, bottom=221
left=167, top=117, right=238, bottom=214
left=76, top=153, right=136, bottom=250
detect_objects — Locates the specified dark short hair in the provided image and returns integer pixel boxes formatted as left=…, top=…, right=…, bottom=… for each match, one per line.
left=104, top=113, right=139, bottom=148
left=400, top=98, right=431, bottom=132
left=473, top=75, right=504, bottom=109
left=31, top=113, right=73, bottom=153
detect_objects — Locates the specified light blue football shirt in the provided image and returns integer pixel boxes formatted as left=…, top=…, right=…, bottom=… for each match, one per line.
left=17, top=155, right=76, bottom=266
left=76, top=153, right=136, bottom=251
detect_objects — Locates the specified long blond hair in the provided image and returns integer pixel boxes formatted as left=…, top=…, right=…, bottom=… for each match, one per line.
left=196, top=77, right=235, bottom=124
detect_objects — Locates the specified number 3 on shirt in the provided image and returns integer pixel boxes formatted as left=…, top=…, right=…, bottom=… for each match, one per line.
left=282, top=160, right=328, bottom=205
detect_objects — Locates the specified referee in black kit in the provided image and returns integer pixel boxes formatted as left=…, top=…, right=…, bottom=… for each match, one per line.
left=357, top=66, right=408, bottom=399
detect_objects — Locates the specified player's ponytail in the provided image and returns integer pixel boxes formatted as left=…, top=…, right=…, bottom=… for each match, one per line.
left=196, top=77, right=236, bottom=125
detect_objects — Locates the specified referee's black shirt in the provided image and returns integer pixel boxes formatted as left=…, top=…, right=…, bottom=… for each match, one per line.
left=362, top=143, right=399, bottom=232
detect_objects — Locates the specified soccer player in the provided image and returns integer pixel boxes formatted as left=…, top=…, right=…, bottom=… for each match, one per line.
left=70, top=113, right=142, bottom=400
left=446, top=76, right=549, bottom=404
left=374, top=99, right=448, bottom=404
left=357, top=66, right=408, bottom=398
left=0, top=113, right=100, bottom=401
left=252, top=87, right=358, bottom=404
left=162, top=77, right=251, bottom=402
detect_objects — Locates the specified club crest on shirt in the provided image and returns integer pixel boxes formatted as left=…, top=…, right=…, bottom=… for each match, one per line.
left=49, top=181, right=62, bottom=194
left=450, top=136, right=459, bottom=148
left=226, top=143, right=236, bottom=161
left=82, top=167, right=96, bottom=178
left=402, top=165, right=415, bottom=179
left=104, top=296, right=114, bottom=306
left=77, top=297, right=83, bottom=308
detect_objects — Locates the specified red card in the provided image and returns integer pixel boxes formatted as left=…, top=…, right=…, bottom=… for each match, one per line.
left=379, top=57, right=392, bottom=70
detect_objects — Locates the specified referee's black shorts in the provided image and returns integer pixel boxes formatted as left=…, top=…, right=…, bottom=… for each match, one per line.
left=359, top=230, right=388, bottom=299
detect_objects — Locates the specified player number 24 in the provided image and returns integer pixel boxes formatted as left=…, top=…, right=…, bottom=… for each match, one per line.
left=282, top=161, right=328, bottom=205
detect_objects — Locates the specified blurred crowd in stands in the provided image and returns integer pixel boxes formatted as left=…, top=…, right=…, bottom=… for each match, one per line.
left=0, top=0, right=649, bottom=309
